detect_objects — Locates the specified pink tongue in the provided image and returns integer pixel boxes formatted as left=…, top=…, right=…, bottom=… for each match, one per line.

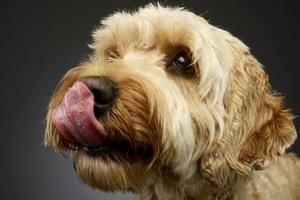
left=51, top=81, right=108, bottom=147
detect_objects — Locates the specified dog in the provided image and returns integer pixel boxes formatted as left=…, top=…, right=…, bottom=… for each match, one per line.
left=45, top=4, right=300, bottom=200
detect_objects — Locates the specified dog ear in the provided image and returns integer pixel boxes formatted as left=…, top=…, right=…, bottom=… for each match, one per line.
left=200, top=52, right=297, bottom=187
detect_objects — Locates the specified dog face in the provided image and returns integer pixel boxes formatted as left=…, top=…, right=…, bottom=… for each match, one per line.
left=45, top=4, right=296, bottom=192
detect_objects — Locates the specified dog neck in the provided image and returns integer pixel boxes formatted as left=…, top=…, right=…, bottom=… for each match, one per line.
left=137, top=171, right=247, bottom=200
left=137, top=154, right=300, bottom=200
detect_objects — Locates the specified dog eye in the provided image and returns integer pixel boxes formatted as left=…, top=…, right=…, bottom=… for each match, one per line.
left=168, top=52, right=195, bottom=76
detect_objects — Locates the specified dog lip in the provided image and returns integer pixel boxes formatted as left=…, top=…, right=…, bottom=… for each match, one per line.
left=51, top=81, right=109, bottom=147
left=81, top=145, right=112, bottom=155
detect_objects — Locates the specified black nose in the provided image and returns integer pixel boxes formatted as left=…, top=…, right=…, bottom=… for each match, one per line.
left=78, top=76, right=118, bottom=118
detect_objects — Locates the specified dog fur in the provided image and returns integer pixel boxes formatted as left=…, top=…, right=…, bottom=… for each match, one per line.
left=45, top=4, right=299, bottom=200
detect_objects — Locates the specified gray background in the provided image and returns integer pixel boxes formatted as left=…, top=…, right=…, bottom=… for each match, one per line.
left=1, top=0, right=299, bottom=199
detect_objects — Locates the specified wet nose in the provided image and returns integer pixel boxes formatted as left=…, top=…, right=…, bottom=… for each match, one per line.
left=78, top=76, right=118, bottom=118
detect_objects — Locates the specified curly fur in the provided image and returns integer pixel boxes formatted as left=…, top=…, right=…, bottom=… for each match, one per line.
left=45, top=4, right=299, bottom=200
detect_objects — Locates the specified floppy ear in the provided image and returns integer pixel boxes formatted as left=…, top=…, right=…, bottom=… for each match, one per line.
left=200, top=52, right=297, bottom=187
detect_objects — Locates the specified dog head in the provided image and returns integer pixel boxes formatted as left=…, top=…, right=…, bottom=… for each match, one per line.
left=45, top=4, right=296, bottom=192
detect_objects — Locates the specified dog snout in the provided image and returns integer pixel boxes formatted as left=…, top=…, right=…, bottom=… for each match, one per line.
left=79, top=76, right=118, bottom=118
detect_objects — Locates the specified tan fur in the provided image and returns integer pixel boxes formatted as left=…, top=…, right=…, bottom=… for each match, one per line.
left=45, top=4, right=299, bottom=200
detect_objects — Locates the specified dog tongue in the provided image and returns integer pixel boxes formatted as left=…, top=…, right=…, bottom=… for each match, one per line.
left=51, top=81, right=108, bottom=147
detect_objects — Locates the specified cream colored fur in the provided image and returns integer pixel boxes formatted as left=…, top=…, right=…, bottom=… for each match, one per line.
left=45, top=4, right=299, bottom=200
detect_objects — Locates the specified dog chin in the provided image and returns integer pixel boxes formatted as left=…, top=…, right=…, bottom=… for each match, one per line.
left=72, top=143, right=154, bottom=192
left=72, top=150, right=130, bottom=191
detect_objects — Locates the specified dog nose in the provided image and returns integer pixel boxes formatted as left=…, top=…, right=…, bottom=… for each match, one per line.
left=78, top=76, right=117, bottom=118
